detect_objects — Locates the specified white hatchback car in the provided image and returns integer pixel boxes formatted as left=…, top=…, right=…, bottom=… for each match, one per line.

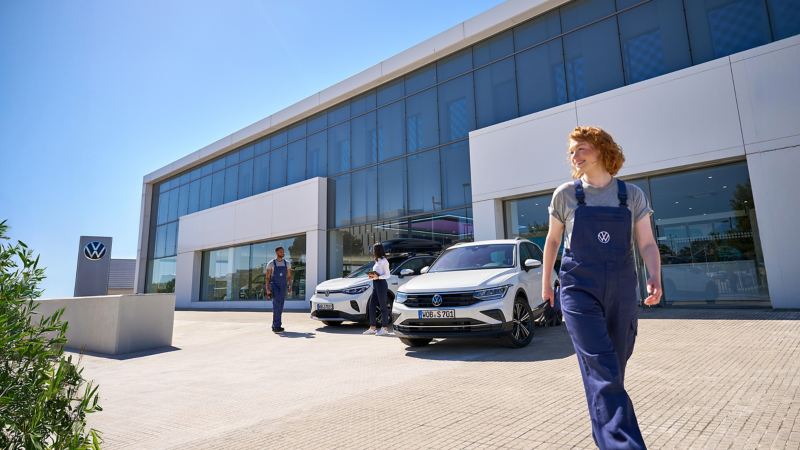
left=392, top=239, right=556, bottom=348
left=310, top=254, right=437, bottom=326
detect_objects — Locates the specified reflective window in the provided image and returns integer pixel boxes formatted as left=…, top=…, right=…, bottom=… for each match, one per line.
left=351, top=166, right=378, bottom=224
left=768, top=0, right=800, bottom=40
left=211, top=171, right=224, bottom=207
left=238, top=158, right=253, bottom=199
left=438, top=74, right=475, bottom=143
left=269, top=146, right=287, bottom=190
left=406, top=88, right=438, bottom=152
left=685, top=0, right=771, bottom=64
left=211, top=158, right=225, bottom=173
left=473, top=30, right=514, bottom=66
left=504, top=193, right=553, bottom=252
left=239, top=145, right=254, bottom=161
left=224, top=165, right=238, bottom=203
left=225, top=150, right=239, bottom=167
left=147, top=256, right=176, bottom=293
left=154, top=225, right=167, bottom=258
left=288, top=121, right=306, bottom=142
left=156, top=191, right=169, bottom=225
left=377, top=78, right=404, bottom=106
left=167, top=188, right=179, bottom=222
left=350, top=90, right=376, bottom=116
left=328, top=103, right=350, bottom=125
left=564, top=17, right=625, bottom=100
left=351, top=111, right=377, bottom=168
left=379, top=159, right=406, bottom=219
left=177, top=184, right=189, bottom=217
left=254, top=138, right=269, bottom=155
left=253, top=153, right=270, bottom=194
left=618, top=0, right=692, bottom=84
left=333, top=173, right=351, bottom=227
left=165, top=222, right=178, bottom=257
left=307, top=113, right=327, bottom=134
left=561, top=0, right=615, bottom=32
left=407, top=149, right=441, bottom=214
left=516, top=39, right=567, bottom=115
left=306, top=131, right=327, bottom=178
left=475, top=58, right=518, bottom=128
left=440, top=141, right=472, bottom=208
left=405, top=65, right=436, bottom=94
left=514, top=9, right=561, bottom=50
left=188, top=179, right=201, bottom=214
left=271, top=130, right=287, bottom=149
left=437, top=48, right=472, bottom=81
left=287, top=139, right=306, bottom=184
left=199, top=175, right=212, bottom=210
left=377, top=101, right=404, bottom=161
left=328, top=122, right=350, bottom=175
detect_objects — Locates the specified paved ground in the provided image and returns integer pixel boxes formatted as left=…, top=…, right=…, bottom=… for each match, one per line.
left=74, top=308, right=800, bottom=449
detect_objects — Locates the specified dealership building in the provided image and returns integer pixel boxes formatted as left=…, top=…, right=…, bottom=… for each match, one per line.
left=134, top=0, right=800, bottom=310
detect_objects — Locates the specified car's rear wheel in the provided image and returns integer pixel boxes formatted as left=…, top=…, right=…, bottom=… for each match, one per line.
left=503, top=297, right=534, bottom=348
left=400, top=337, right=432, bottom=347
left=322, top=320, right=345, bottom=326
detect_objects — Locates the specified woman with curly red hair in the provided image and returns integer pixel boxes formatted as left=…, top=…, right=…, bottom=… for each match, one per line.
left=542, top=126, right=662, bottom=449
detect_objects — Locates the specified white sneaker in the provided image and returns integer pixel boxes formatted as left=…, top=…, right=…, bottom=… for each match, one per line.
left=362, top=328, right=377, bottom=335
left=376, top=328, right=393, bottom=336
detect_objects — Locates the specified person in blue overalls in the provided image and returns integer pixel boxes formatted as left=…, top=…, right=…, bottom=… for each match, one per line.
left=265, top=246, right=293, bottom=333
left=542, top=126, right=662, bottom=449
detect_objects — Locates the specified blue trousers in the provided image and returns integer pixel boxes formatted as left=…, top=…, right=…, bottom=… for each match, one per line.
left=271, top=284, right=286, bottom=329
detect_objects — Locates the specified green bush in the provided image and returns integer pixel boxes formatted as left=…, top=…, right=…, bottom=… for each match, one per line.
left=0, top=220, right=102, bottom=449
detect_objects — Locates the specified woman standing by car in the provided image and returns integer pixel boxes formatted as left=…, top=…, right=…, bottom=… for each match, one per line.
left=363, top=242, right=393, bottom=336
left=542, top=126, right=662, bottom=449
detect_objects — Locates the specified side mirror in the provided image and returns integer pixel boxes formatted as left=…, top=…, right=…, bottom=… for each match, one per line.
left=524, top=259, right=542, bottom=270
left=399, top=268, right=414, bottom=278
left=420, top=266, right=430, bottom=274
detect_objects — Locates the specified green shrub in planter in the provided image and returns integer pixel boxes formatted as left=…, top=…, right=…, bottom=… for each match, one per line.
left=0, top=220, right=102, bottom=449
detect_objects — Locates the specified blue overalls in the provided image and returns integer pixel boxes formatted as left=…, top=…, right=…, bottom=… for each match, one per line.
left=559, top=179, right=645, bottom=450
left=269, top=259, right=288, bottom=330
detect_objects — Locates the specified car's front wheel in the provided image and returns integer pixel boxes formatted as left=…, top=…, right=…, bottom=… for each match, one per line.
left=503, top=296, right=534, bottom=348
left=400, top=337, right=432, bottom=347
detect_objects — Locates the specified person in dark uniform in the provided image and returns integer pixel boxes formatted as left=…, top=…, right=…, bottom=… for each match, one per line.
left=265, top=246, right=293, bottom=333
left=542, top=126, right=662, bottom=449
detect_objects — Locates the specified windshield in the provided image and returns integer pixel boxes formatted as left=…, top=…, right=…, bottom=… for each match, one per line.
left=347, top=262, right=374, bottom=278
left=429, top=244, right=516, bottom=272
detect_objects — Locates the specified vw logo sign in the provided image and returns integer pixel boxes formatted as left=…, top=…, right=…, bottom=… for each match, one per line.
left=432, top=294, right=443, bottom=307
left=597, top=231, right=611, bottom=244
left=324, top=290, right=330, bottom=297
left=83, top=241, right=107, bottom=260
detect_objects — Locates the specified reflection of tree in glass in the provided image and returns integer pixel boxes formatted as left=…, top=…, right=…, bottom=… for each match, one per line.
left=727, top=182, right=755, bottom=261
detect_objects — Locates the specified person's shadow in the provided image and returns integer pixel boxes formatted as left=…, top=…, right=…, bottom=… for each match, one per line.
left=277, top=331, right=316, bottom=339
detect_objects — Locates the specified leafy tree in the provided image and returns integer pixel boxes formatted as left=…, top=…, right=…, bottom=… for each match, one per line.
left=0, top=220, right=102, bottom=449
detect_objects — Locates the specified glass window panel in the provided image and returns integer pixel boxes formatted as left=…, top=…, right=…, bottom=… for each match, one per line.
left=564, top=17, right=625, bottom=101
left=211, top=170, right=225, bottom=207
left=306, top=131, right=327, bottom=178
left=377, top=101, right=405, bottom=161
left=333, top=173, right=351, bottom=227
left=350, top=90, right=376, bottom=116
left=201, top=163, right=213, bottom=177
left=238, top=159, right=253, bottom=199
left=158, top=181, right=169, bottom=194
left=239, top=145, right=254, bottom=161
left=167, top=188, right=179, bottom=222
left=188, top=179, right=201, bottom=214
left=271, top=130, right=288, bottom=149
left=327, top=122, right=350, bottom=175
left=379, top=159, right=406, bottom=219
left=407, top=149, right=441, bottom=214
left=270, top=146, right=288, bottom=190
left=685, top=0, right=771, bottom=64
left=504, top=193, right=553, bottom=251
left=351, top=166, right=378, bottom=224
left=250, top=242, right=269, bottom=300
left=768, top=0, right=800, bottom=40
left=189, top=167, right=202, bottom=181
left=231, top=245, right=251, bottom=300
left=288, top=121, right=306, bottom=142
left=351, top=111, right=377, bottom=169
left=287, top=139, right=306, bottom=184
left=327, top=103, right=350, bottom=125
left=515, top=10, right=562, bottom=50
left=561, top=0, right=616, bottom=32
left=406, top=88, right=438, bottom=152
left=440, top=141, right=472, bottom=209
left=224, top=165, right=238, bottom=203
left=475, top=58, right=518, bottom=128
left=254, top=138, right=270, bottom=155
left=437, top=48, right=472, bottom=81
left=178, top=172, right=190, bottom=186
left=516, top=39, right=568, bottom=115
left=156, top=191, right=169, bottom=225
left=211, top=158, right=225, bottom=172
left=253, top=153, right=270, bottom=194
left=438, top=74, right=476, bottom=143
left=154, top=225, right=167, bottom=258
left=405, top=64, right=436, bottom=95
left=307, top=113, right=327, bottom=134
left=473, top=30, right=514, bottom=66
left=165, top=222, right=178, bottom=256
left=377, top=78, right=404, bottom=106
left=225, top=151, right=239, bottom=167
left=148, top=256, right=176, bottom=294
left=199, top=175, right=212, bottom=210
left=618, top=0, right=692, bottom=84
left=201, top=249, right=229, bottom=301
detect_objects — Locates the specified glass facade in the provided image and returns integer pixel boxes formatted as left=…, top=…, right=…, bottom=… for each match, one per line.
left=200, top=235, right=306, bottom=301
left=504, top=162, right=770, bottom=305
left=146, top=0, right=799, bottom=293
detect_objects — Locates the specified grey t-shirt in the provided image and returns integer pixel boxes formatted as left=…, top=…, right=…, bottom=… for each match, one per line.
left=548, top=179, right=653, bottom=250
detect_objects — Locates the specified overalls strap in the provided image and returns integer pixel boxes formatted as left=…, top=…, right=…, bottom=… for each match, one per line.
left=617, top=179, right=628, bottom=207
left=574, top=179, right=586, bottom=205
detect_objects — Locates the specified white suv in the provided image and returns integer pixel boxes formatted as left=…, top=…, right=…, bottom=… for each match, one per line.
left=392, top=239, right=556, bottom=348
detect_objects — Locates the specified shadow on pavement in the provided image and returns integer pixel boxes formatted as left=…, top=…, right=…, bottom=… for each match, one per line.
left=314, top=323, right=370, bottom=335
left=70, top=346, right=182, bottom=360
left=278, top=331, right=316, bottom=339
left=402, top=326, right=575, bottom=363
left=637, top=306, right=800, bottom=320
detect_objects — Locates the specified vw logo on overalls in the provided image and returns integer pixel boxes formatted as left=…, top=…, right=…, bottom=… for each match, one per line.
left=432, top=294, right=443, bottom=307
left=597, top=231, right=611, bottom=244
left=83, top=241, right=106, bottom=260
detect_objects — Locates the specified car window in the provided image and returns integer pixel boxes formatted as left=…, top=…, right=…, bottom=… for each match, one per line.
left=429, top=244, right=516, bottom=272
left=393, top=257, right=434, bottom=275
left=528, top=243, right=544, bottom=261
left=519, top=243, right=533, bottom=265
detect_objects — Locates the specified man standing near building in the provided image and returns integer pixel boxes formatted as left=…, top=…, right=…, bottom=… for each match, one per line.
left=265, top=246, right=292, bottom=333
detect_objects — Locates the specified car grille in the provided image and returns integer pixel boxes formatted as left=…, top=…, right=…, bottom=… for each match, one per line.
left=403, top=292, right=480, bottom=307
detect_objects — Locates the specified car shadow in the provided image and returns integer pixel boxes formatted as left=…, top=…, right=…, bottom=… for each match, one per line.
left=402, top=325, right=575, bottom=363
left=278, top=331, right=316, bottom=339
left=314, top=323, right=370, bottom=335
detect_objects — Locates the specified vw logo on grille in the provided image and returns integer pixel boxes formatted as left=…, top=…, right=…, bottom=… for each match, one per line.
left=324, top=290, right=330, bottom=297
left=597, top=231, right=611, bottom=244
left=432, top=294, right=443, bottom=307
left=83, top=241, right=106, bottom=260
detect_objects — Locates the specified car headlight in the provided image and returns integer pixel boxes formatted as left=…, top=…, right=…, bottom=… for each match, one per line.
left=343, top=284, right=370, bottom=295
left=395, top=292, right=408, bottom=304
left=473, top=285, right=510, bottom=301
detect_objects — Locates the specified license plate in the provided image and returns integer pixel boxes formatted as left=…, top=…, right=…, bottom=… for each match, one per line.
left=317, top=303, right=334, bottom=310
left=418, top=309, right=455, bottom=319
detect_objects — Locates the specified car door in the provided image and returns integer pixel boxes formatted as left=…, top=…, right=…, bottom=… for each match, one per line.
left=390, top=256, right=435, bottom=291
left=519, top=242, right=544, bottom=306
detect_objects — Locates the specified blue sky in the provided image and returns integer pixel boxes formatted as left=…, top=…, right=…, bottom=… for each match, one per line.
left=0, top=0, right=504, bottom=297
